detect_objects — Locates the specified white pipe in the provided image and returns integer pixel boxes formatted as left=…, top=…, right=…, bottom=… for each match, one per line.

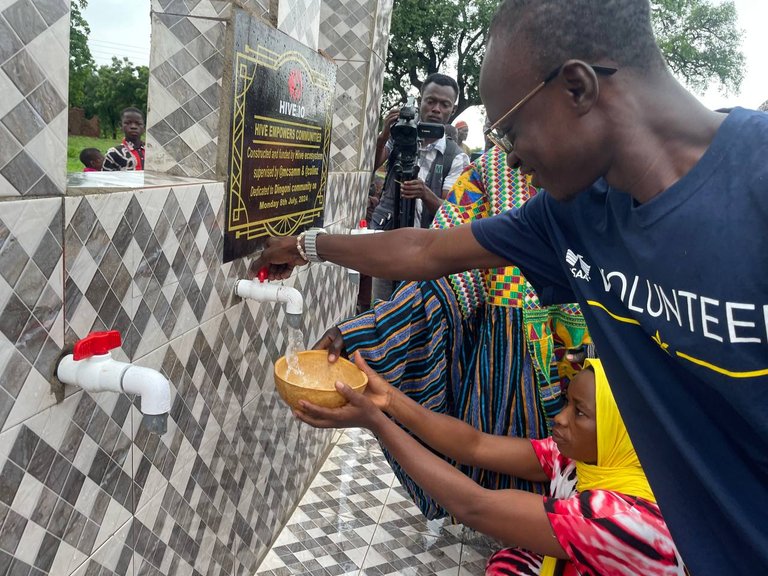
left=235, top=279, right=303, bottom=315
left=57, top=353, right=128, bottom=394
left=122, top=366, right=171, bottom=415
left=57, top=353, right=171, bottom=415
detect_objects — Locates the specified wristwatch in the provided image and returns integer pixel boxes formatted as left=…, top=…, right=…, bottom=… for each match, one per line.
left=303, top=227, right=327, bottom=263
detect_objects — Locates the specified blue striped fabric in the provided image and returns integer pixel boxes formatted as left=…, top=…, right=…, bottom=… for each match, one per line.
left=337, top=148, right=587, bottom=519
left=340, top=278, right=554, bottom=519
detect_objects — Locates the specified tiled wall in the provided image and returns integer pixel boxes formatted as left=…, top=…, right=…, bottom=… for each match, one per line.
left=0, top=0, right=392, bottom=574
left=320, top=0, right=392, bottom=175
left=0, top=0, right=69, bottom=197
left=278, top=0, right=321, bottom=50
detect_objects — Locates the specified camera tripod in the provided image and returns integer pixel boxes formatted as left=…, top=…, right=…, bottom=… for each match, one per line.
left=391, top=149, right=420, bottom=229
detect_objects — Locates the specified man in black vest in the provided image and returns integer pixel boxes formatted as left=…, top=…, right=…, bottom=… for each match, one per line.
left=370, top=73, right=469, bottom=300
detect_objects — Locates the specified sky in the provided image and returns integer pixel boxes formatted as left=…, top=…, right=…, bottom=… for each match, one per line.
left=82, top=0, right=151, bottom=68
left=83, top=0, right=767, bottom=149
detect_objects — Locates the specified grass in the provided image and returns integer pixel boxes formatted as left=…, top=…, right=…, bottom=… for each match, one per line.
left=67, top=135, right=122, bottom=173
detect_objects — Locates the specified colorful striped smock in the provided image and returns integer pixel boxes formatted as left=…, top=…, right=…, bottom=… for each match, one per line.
left=338, top=147, right=590, bottom=519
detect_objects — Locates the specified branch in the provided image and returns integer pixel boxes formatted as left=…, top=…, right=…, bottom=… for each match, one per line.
left=409, top=66, right=422, bottom=92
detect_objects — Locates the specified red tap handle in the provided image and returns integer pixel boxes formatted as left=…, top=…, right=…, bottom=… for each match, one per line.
left=257, top=267, right=269, bottom=283
left=73, top=331, right=122, bottom=360
left=359, top=219, right=368, bottom=228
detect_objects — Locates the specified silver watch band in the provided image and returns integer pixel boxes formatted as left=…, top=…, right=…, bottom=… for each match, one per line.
left=303, top=228, right=327, bottom=263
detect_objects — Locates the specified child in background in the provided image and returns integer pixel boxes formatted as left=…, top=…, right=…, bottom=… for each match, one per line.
left=297, top=355, right=686, bottom=576
left=102, top=107, right=145, bottom=171
left=79, top=148, right=104, bottom=172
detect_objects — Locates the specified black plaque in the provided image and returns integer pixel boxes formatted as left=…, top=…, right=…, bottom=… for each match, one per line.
left=224, top=11, right=336, bottom=262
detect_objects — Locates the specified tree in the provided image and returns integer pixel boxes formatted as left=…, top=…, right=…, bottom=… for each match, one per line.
left=652, top=0, right=744, bottom=94
left=383, top=0, right=745, bottom=116
left=69, top=0, right=95, bottom=110
left=383, top=0, right=499, bottom=117
left=92, top=57, right=149, bottom=138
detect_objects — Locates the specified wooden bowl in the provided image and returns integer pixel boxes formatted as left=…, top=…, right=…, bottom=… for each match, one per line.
left=274, top=350, right=368, bottom=410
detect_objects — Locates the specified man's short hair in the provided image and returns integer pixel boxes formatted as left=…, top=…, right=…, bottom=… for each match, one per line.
left=422, top=73, right=459, bottom=101
left=79, top=147, right=101, bottom=165
left=490, top=0, right=665, bottom=76
left=121, top=106, right=145, bottom=120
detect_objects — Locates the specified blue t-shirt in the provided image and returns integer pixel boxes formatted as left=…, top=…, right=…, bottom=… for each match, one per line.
left=473, top=108, right=768, bottom=575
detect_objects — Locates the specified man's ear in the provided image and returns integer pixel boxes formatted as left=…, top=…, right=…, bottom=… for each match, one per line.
left=559, top=60, right=600, bottom=115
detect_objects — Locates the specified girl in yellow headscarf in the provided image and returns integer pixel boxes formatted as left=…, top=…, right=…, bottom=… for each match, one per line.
left=296, top=354, right=687, bottom=576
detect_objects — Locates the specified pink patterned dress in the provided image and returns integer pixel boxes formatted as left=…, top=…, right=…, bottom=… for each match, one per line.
left=485, top=438, right=687, bottom=576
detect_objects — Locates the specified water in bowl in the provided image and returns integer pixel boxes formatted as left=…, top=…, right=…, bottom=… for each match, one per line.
left=290, top=361, right=335, bottom=389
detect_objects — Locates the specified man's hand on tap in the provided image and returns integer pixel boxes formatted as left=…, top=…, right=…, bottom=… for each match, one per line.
left=312, top=326, right=346, bottom=363
left=248, top=236, right=307, bottom=280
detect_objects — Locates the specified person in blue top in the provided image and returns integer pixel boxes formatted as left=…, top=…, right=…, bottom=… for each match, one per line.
left=251, top=0, right=768, bottom=573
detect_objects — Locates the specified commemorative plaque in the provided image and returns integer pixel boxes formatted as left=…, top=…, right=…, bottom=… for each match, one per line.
left=224, top=12, right=336, bottom=262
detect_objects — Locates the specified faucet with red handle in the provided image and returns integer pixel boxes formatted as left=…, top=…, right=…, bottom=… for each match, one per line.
left=235, top=266, right=303, bottom=328
left=72, top=330, right=123, bottom=360
left=57, top=331, right=171, bottom=434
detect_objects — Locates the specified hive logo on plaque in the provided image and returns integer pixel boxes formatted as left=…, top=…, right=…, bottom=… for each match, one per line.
left=224, top=12, right=336, bottom=262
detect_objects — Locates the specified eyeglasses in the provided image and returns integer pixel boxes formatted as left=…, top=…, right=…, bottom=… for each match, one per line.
left=484, top=64, right=618, bottom=154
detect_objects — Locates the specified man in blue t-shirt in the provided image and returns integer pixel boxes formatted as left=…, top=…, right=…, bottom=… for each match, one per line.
left=251, top=1, right=767, bottom=572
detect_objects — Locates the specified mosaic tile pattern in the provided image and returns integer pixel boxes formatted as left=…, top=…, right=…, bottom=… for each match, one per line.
left=150, top=1, right=273, bottom=21
left=324, top=172, right=371, bottom=231
left=317, top=0, right=393, bottom=174
left=0, top=0, right=390, bottom=573
left=0, top=0, right=68, bottom=196
left=63, top=182, right=244, bottom=361
left=370, top=0, right=393, bottom=62
left=151, top=0, right=233, bottom=18
left=255, top=429, right=503, bottom=575
left=322, top=172, right=344, bottom=226
left=319, top=0, right=377, bottom=62
left=359, top=54, right=386, bottom=174
left=329, top=60, right=368, bottom=173
left=0, top=254, right=357, bottom=575
left=0, top=197, right=64, bottom=433
left=277, top=0, right=321, bottom=50
left=145, top=12, right=227, bottom=179
left=303, top=264, right=358, bottom=345
left=349, top=171, right=371, bottom=229
left=0, top=389, right=135, bottom=576
left=0, top=315, right=331, bottom=575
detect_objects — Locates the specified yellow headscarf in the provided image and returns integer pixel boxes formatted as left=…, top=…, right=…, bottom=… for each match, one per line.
left=541, top=359, right=655, bottom=575
left=575, top=358, right=655, bottom=502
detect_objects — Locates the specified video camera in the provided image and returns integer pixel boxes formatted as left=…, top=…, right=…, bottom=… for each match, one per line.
left=389, top=97, right=445, bottom=228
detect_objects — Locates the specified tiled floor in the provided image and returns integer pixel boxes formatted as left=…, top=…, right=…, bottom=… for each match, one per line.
left=254, top=429, right=499, bottom=576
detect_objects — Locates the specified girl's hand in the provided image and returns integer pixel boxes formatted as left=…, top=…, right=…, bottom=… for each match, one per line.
left=351, top=352, right=395, bottom=412
left=295, top=380, right=384, bottom=431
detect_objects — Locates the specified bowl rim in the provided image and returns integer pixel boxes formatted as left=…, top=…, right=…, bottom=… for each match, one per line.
left=274, top=350, right=368, bottom=391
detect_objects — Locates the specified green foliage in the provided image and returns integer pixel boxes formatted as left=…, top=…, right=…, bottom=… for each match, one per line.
left=652, top=0, right=744, bottom=94
left=66, top=134, right=121, bottom=173
left=383, top=0, right=745, bottom=115
left=384, top=0, right=500, bottom=117
left=68, top=2, right=148, bottom=135
left=69, top=0, right=95, bottom=109
left=91, top=57, right=149, bottom=138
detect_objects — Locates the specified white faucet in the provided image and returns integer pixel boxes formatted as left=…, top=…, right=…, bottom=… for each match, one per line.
left=235, top=267, right=303, bottom=328
left=57, top=331, right=171, bottom=434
